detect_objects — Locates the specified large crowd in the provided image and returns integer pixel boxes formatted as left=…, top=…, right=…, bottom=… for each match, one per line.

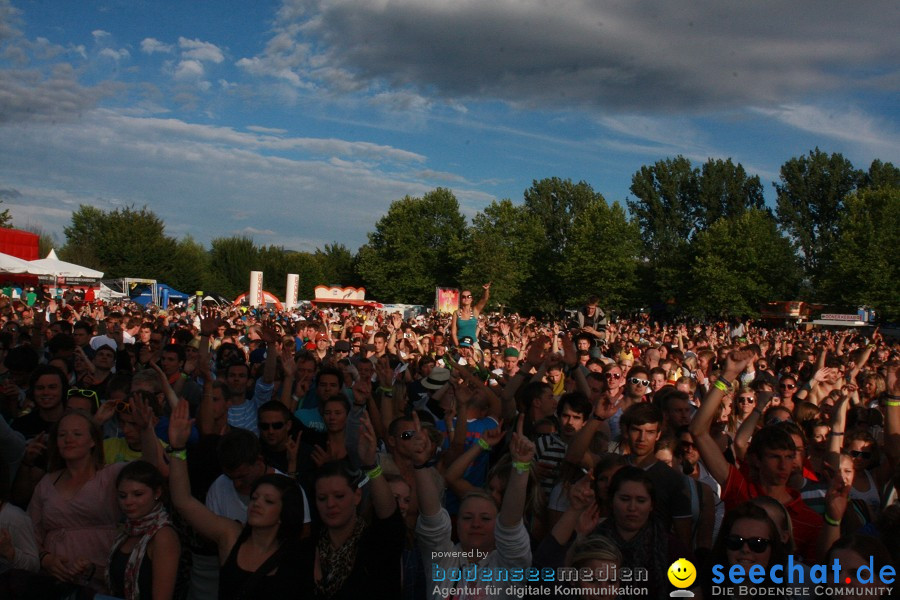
left=0, top=286, right=897, bottom=600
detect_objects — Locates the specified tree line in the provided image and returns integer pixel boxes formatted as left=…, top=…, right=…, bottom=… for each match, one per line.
left=51, top=148, right=898, bottom=319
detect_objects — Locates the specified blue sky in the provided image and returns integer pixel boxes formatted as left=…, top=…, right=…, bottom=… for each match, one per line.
left=1, top=0, right=897, bottom=253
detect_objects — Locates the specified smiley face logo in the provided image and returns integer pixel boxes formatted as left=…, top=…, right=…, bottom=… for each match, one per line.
left=668, top=558, right=696, bottom=588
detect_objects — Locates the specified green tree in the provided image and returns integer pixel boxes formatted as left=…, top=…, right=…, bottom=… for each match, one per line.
left=208, top=236, right=259, bottom=298
left=315, top=243, right=359, bottom=287
left=687, top=210, right=801, bottom=317
left=695, top=158, right=766, bottom=229
left=560, top=200, right=642, bottom=310
left=356, top=188, right=468, bottom=304
left=862, top=159, right=900, bottom=190
left=168, top=236, right=210, bottom=294
left=821, top=187, right=900, bottom=320
left=774, top=148, right=863, bottom=288
left=521, top=178, right=602, bottom=314
left=61, top=205, right=177, bottom=279
left=0, top=201, right=11, bottom=228
left=628, top=156, right=766, bottom=308
left=459, top=199, right=543, bottom=311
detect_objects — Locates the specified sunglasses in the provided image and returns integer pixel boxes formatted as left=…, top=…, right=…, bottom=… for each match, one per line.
left=738, top=397, right=756, bottom=404
left=67, top=388, right=99, bottom=408
left=780, top=383, right=797, bottom=390
left=115, top=400, right=132, bottom=414
left=461, top=295, right=472, bottom=299
left=848, top=450, right=872, bottom=460
left=628, top=377, right=650, bottom=387
left=680, top=440, right=696, bottom=450
left=259, top=422, right=286, bottom=431
left=605, top=372, right=623, bottom=380
left=399, top=430, right=417, bottom=440
left=725, top=535, right=771, bottom=553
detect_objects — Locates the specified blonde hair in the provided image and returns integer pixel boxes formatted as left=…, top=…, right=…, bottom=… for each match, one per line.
left=567, top=534, right=623, bottom=568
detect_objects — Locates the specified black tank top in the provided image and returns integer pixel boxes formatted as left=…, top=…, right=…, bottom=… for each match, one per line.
left=218, top=528, right=305, bottom=600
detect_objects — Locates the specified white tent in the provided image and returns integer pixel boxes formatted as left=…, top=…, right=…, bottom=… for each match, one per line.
left=0, top=252, right=53, bottom=275
left=29, top=249, right=104, bottom=279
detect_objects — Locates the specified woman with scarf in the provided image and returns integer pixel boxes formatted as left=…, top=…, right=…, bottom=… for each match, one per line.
left=592, top=466, right=696, bottom=600
left=299, top=412, right=404, bottom=599
left=107, top=460, right=180, bottom=600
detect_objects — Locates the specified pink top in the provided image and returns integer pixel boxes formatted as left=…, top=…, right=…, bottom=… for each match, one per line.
left=28, top=463, right=125, bottom=588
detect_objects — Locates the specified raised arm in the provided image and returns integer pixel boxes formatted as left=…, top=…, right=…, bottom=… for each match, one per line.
left=167, top=401, right=239, bottom=548
left=499, top=417, right=534, bottom=528
left=689, top=350, right=753, bottom=486
left=358, top=412, right=397, bottom=519
left=473, top=282, right=491, bottom=316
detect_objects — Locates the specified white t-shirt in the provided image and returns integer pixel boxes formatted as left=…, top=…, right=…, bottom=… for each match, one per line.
left=205, top=468, right=311, bottom=524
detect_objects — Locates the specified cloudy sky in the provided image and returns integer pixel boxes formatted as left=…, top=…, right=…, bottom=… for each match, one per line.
left=1, top=0, right=897, bottom=253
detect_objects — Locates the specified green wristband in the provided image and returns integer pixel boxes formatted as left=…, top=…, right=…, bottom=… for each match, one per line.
left=477, top=438, right=491, bottom=451
left=512, top=461, right=531, bottom=474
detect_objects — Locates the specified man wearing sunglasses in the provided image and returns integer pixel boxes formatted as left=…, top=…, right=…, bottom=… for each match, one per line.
left=690, top=350, right=823, bottom=561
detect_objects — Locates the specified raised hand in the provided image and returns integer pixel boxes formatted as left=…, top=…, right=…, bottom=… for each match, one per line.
left=481, top=425, right=504, bottom=448
left=509, top=415, right=535, bottom=464
left=723, top=350, right=754, bottom=378
left=358, top=412, right=379, bottom=467
left=168, top=400, right=192, bottom=449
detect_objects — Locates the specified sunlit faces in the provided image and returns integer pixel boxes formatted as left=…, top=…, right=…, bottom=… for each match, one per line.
left=118, top=479, right=160, bottom=519
left=726, top=518, right=773, bottom=571
left=838, top=454, right=855, bottom=487
left=457, top=496, right=497, bottom=554
left=718, top=396, right=733, bottom=422
left=315, top=475, right=362, bottom=531
left=605, top=368, right=625, bottom=392
left=246, top=483, right=284, bottom=529
left=812, top=424, right=830, bottom=449
left=57, top=413, right=96, bottom=462
left=650, top=372, right=667, bottom=393
left=546, top=367, right=563, bottom=386
left=611, top=481, right=652, bottom=534
left=34, top=373, right=64, bottom=411
left=678, top=433, right=700, bottom=465
left=626, top=423, right=661, bottom=458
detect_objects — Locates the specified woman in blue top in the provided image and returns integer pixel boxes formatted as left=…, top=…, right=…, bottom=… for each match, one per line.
left=451, top=283, right=490, bottom=348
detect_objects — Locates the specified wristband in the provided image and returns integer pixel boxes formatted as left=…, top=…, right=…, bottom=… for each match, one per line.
left=824, top=514, right=841, bottom=526
left=830, top=431, right=844, bottom=436
left=477, top=438, right=492, bottom=451
left=379, top=386, right=393, bottom=394
left=512, top=461, right=531, bottom=475
left=713, top=379, right=729, bottom=392
left=166, top=447, right=187, bottom=461
left=591, top=414, right=606, bottom=422
left=360, top=463, right=377, bottom=471
left=165, top=444, right=186, bottom=453
left=414, top=459, right=437, bottom=470
left=887, top=394, right=900, bottom=400
left=885, top=401, right=900, bottom=407
left=717, top=376, right=733, bottom=389
left=366, top=465, right=383, bottom=480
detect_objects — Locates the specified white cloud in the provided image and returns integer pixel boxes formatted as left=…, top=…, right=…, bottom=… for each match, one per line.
left=141, top=37, right=173, bottom=54
left=99, top=47, right=130, bottom=61
left=178, top=37, right=224, bottom=63
left=754, top=104, right=899, bottom=154
left=91, top=29, right=110, bottom=41
left=174, top=59, right=204, bottom=79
